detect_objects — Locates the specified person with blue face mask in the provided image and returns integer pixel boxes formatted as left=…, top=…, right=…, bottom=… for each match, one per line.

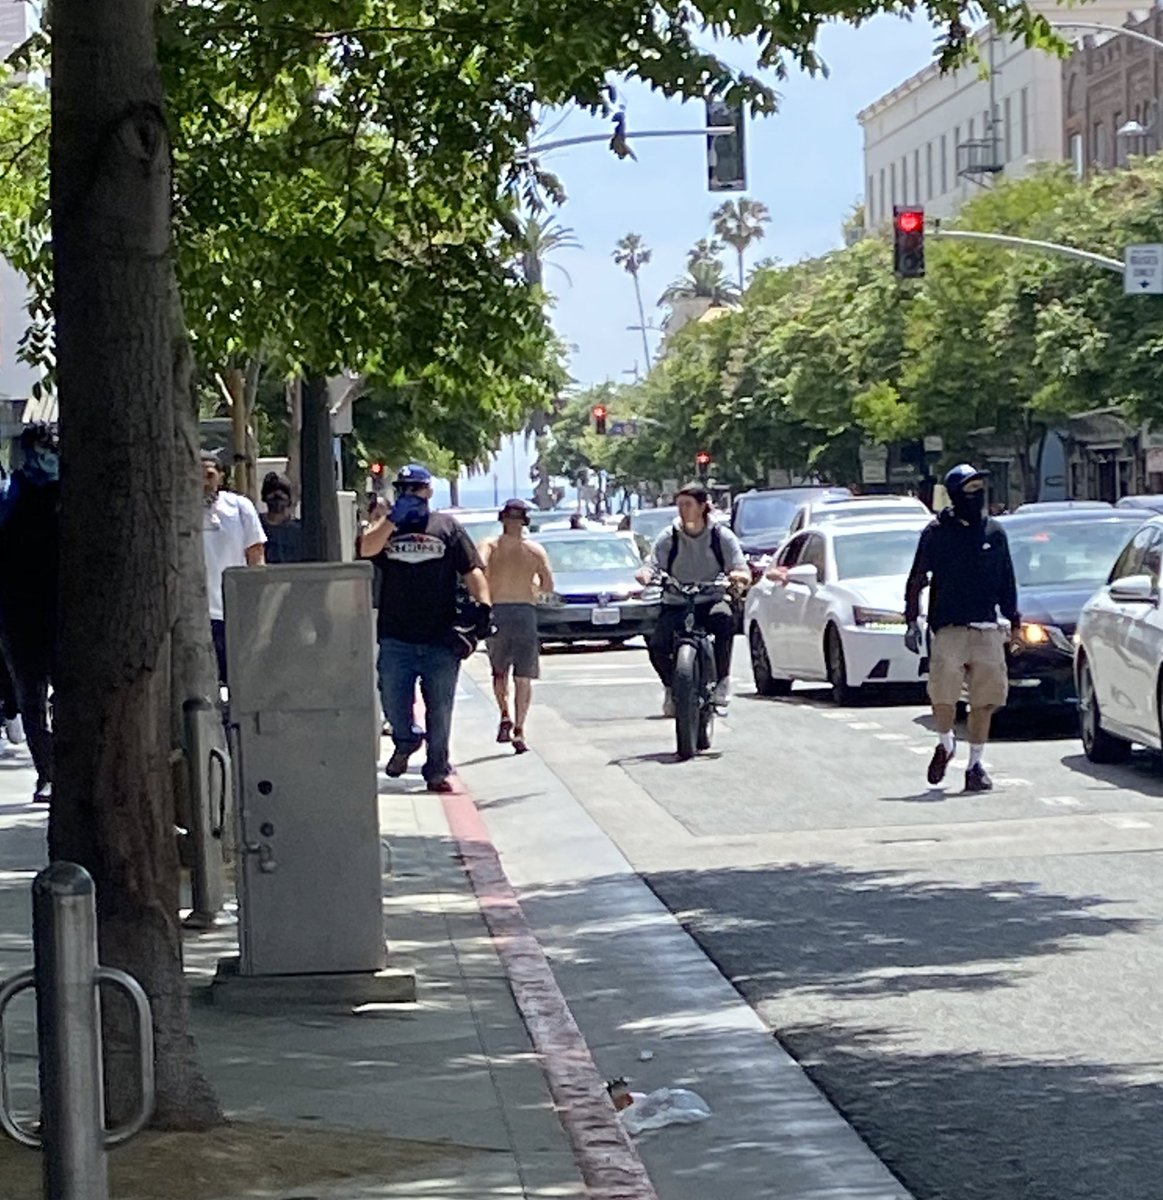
left=359, top=464, right=492, bottom=792
left=0, top=424, right=60, bottom=802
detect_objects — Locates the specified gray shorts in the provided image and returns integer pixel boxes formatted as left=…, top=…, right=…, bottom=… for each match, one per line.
left=488, top=603, right=540, bottom=679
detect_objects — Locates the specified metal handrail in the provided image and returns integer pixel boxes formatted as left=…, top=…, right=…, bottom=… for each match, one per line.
left=95, top=968, right=155, bottom=1146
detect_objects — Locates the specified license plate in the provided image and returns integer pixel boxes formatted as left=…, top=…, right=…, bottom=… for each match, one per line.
left=591, top=606, right=621, bottom=626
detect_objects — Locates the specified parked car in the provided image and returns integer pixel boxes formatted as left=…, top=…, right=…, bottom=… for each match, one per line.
left=535, top=531, right=662, bottom=645
left=1012, top=500, right=1113, bottom=514
left=1075, top=516, right=1163, bottom=761
left=743, top=517, right=931, bottom=703
left=1000, top=510, right=1147, bottom=710
left=731, top=486, right=852, bottom=578
left=787, top=493, right=931, bottom=536
left=1116, top=495, right=1163, bottom=515
left=626, top=506, right=678, bottom=545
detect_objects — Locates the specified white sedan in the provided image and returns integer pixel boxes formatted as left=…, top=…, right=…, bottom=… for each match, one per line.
left=744, top=518, right=930, bottom=703
left=1075, top=516, right=1163, bottom=762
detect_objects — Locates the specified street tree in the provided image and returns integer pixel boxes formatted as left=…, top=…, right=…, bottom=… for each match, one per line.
left=713, top=198, right=772, bottom=289
left=518, top=215, right=582, bottom=289
left=613, top=232, right=654, bottom=372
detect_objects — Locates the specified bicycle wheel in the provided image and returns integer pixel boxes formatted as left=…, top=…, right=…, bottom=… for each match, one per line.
left=673, top=642, right=700, bottom=760
left=696, top=638, right=715, bottom=750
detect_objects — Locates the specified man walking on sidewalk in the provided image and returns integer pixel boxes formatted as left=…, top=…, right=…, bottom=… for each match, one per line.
left=480, top=499, right=554, bottom=755
left=360, top=464, right=491, bottom=793
left=904, top=463, right=1019, bottom=793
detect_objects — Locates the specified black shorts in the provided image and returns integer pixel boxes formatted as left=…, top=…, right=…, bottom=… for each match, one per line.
left=487, top=603, right=540, bottom=679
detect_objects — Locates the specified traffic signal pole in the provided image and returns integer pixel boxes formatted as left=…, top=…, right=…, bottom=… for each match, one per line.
left=529, top=127, right=734, bottom=154
left=930, top=228, right=1124, bottom=274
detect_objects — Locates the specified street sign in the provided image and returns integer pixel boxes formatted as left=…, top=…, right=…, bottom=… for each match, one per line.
left=923, top=435, right=944, bottom=453
left=1124, top=244, right=1163, bottom=294
left=861, top=461, right=887, bottom=485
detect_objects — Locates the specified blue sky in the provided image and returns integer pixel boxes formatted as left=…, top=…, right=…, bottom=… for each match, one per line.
left=446, top=15, right=943, bottom=505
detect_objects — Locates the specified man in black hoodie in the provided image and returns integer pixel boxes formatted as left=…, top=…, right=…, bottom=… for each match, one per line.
left=904, top=464, right=1019, bottom=793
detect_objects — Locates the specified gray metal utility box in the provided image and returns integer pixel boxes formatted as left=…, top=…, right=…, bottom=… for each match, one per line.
left=223, top=561, right=385, bottom=977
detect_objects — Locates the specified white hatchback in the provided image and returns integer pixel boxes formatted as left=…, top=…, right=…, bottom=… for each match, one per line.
left=744, top=518, right=930, bottom=703
left=1075, top=517, right=1163, bottom=761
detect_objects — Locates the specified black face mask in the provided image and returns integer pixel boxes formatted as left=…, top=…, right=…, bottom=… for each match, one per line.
left=951, top=488, right=985, bottom=524
left=266, top=494, right=291, bottom=514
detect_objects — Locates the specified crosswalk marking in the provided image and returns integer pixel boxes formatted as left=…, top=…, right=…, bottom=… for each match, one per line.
left=847, top=721, right=883, bottom=731
left=874, top=733, right=910, bottom=742
left=1039, top=795, right=1082, bottom=808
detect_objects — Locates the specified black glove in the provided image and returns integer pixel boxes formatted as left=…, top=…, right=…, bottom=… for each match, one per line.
left=904, top=622, right=922, bottom=655
left=469, top=601, right=495, bottom=641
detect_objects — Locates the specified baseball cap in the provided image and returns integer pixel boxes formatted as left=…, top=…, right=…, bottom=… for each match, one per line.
left=675, top=481, right=709, bottom=503
left=394, top=463, right=433, bottom=486
left=943, top=463, right=989, bottom=493
left=499, top=498, right=531, bottom=516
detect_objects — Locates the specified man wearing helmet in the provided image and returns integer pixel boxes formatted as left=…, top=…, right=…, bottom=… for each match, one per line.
left=904, top=464, right=1019, bottom=793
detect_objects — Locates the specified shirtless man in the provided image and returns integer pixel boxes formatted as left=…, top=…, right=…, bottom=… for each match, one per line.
left=480, top=499, right=554, bottom=754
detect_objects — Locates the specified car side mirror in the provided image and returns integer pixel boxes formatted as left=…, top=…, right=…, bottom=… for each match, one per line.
left=1108, top=574, right=1159, bottom=605
left=786, top=564, right=819, bottom=587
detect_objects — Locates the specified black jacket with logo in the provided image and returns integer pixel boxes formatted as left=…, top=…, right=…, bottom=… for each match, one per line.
left=904, top=509, right=1019, bottom=632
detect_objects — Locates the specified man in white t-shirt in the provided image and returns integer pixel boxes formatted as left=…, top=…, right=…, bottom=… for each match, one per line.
left=202, top=453, right=266, bottom=684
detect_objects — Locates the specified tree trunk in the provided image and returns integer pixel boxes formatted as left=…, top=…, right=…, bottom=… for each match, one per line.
left=242, top=356, right=261, bottom=500
left=300, top=374, right=342, bottom=561
left=631, top=272, right=651, bottom=373
left=51, top=0, right=221, bottom=1129
left=449, top=475, right=460, bottom=506
left=737, top=247, right=745, bottom=291
left=285, top=376, right=303, bottom=503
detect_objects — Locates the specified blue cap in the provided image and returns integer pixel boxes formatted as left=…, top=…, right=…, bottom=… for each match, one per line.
left=944, top=463, right=989, bottom=494
left=394, top=463, right=433, bottom=486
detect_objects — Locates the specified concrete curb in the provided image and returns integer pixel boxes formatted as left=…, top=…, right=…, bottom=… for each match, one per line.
left=442, top=785, right=661, bottom=1200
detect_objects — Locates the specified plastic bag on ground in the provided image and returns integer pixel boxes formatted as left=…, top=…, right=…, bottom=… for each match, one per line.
left=618, top=1087, right=712, bottom=1135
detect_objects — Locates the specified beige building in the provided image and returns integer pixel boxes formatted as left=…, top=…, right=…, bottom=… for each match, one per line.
left=858, top=3, right=1135, bottom=229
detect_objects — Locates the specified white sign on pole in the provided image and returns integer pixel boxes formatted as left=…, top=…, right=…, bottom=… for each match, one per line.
left=1124, top=244, right=1163, bottom=294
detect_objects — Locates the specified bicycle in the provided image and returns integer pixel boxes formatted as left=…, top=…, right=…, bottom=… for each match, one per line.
left=659, top=575, right=730, bottom=761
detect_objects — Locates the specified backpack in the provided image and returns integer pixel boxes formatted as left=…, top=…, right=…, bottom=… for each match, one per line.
left=666, top=523, right=726, bottom=574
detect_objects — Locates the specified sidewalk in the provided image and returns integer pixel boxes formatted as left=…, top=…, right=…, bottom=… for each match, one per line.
left=0, top=738, right=589, bottom=1199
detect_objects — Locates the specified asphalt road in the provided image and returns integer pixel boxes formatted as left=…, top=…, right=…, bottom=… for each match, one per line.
left=524, top=633, right=1163, bottom=1200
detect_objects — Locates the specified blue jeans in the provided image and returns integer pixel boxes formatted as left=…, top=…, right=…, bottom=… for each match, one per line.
left=378, top=638, right=461, bottom=783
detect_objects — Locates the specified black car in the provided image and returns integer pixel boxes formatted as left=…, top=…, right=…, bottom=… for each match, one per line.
left=731, top=486, right=851, bottom=578
left=1000, top=509, right=1147, bottom=708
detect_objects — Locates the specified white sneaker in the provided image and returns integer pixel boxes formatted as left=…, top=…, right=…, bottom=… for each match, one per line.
left=713, top=678, right=731, bottom=707
left=5, top=715, right=24, bottom=745
left=662, top=688, right=675, bottom=718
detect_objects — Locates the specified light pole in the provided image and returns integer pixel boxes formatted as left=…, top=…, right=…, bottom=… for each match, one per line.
left=1049, top=20, right=1163, bottom=53
left=528, top=127, right=734, bottom=155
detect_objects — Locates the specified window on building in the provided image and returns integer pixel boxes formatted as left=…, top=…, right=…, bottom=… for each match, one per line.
left=912, top=149, right=920, bottom=203
left=867, top=175, right=874, bottom=224
left=1004, top=96, right=1013, bottom=160
left=940, top=133, right=948, bottom=192
left=1070, top=131, right=1084, bottom=178
left=1020, top=86, right=1029, bottom=155
left=926, top=142, right=933, bottom=199
left=1094, top=121, right=1107, bottom=168
left=901, top=155, right=908, bottom=203
left=879, top=168, right=885, bottom=221
left=890, top=161, right=897, bottom=205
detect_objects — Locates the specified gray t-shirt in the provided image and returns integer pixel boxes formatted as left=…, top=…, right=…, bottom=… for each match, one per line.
left=651, top=521, right=746, bottom=604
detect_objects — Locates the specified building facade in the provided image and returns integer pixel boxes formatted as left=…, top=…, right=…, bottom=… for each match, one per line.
left=858, top=2, right=1135, bottom=230
left=1062, top=6, right=1163, bottom=176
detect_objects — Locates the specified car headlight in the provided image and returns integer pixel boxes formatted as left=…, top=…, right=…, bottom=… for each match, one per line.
left=852, top=607, right=907, bottom=629
left=1021, top=622, right=1050, bottom=645
left=1014, top=622, right=1071, bottom=653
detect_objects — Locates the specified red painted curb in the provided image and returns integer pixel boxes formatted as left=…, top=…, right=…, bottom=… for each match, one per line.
left=442, top=784, right=661, bottom=1200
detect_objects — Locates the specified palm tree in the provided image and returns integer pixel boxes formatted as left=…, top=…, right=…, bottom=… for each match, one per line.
left=519, top=215, right=581, bottom=288
left=687, top=237, right=725, bottom=268
left=659, top=258, right=740, bottom=307
left=613, top=232, right=653, bottom=371
left=712, top=198, right=772, bottom=289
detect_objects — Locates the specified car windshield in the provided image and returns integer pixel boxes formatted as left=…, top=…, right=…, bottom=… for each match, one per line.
left=833, top=527, right=925, bottom=580
left=1006, top=520, right=1141, bottom=587
left=455, top=515, right=502, bottom=545
left=632, top=508, right=677, bottom=540
left=734, top=495, right=801, bottom=537
left=541, top=537, right=642, bottom=573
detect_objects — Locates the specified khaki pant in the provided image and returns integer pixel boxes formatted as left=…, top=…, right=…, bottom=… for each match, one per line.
left=927, top=626, right=1008, bottom=708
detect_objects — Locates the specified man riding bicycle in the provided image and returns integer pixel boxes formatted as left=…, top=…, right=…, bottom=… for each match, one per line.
left=638, top=482, right=749, bottom=716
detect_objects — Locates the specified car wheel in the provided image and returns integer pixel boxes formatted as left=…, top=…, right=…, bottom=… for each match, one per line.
left=749, top=624, right=791, bottom=697
left=825, top=626, right=855, bottom=706
left=1078, top=657, right=1131, bottom=764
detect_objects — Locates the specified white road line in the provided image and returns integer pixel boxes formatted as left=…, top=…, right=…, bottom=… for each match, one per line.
left=847, top=722, right=883, bottom=731
left=991, top=776, right=1032, bottom=787
left=909, top=746, right=932, bottom=756
left=815, top=712, right=852, bottom=720
left=537, top=677, right=658, bottom=687
left=1100, top=815, right=1153, bottom=830
left=874, top=733, right=910, bottom=742
left=1039, top=796, right=1082, bottom=808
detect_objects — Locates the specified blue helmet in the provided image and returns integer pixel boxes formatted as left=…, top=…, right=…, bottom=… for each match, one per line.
left=943, top=463, right=988, bottom=495
left=394, top=463, right=433, bottom=487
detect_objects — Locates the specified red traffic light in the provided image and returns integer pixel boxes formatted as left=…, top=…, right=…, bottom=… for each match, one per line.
left=895, top=208, right=923, bottom=235
left=370, top=462, right=384, bottom=476
left=696, top=451, right=711, bottom=465
left=592, top=405, right=607, bottom=419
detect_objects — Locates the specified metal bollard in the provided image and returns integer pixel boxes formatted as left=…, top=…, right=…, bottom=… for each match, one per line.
left=182, top=696, right=231, bottom=928
left=0, top=863, right=155, bottom=1200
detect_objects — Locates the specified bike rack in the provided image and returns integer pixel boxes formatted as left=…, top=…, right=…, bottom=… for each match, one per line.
left=182, top=696, right=232, bottom=928
left=0, top=862, right=155, bottom=1200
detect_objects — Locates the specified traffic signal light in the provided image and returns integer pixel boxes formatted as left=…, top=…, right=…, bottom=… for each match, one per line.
left=705, top=98, right=746, bottom=192
left=696, top=450, right=711, bottom=479
left=893, top=206, right=925, bottom=278
left=593, top=404, right=607, bottom=435
left=369, top=462, right=385, bottom=492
